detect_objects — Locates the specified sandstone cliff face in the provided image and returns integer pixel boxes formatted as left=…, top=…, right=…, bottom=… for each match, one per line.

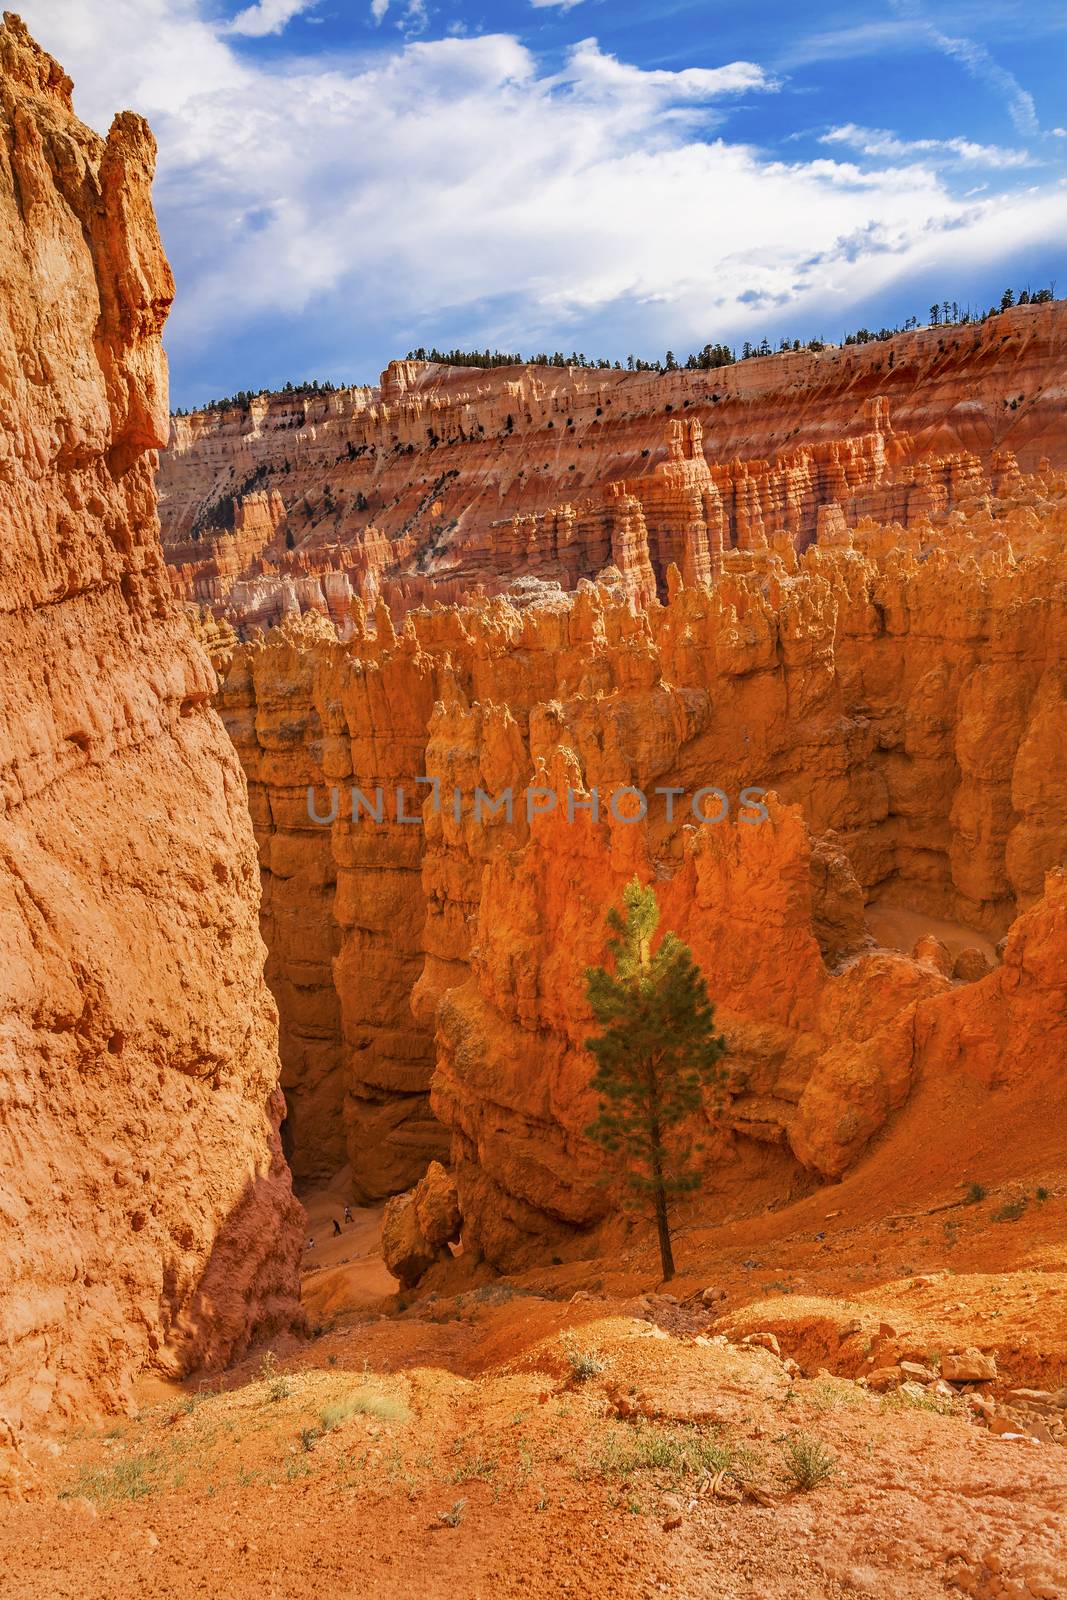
left=213, top=465, right=1067, bottom=1238
left=158, top=304, right=1067, bottom=629
left=221, top=608, right=451, bottom=1198
left=0, top=16, right=302, bottom=1429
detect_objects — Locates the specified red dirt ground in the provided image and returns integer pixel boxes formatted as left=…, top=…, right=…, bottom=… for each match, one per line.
left=3, top=1135, right=1064, bottom=1600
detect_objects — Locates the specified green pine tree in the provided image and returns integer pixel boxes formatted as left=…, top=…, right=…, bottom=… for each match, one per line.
left=584, top=876, right=727, bottom=1281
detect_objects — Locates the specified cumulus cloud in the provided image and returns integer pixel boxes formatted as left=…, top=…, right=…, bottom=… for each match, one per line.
left=227, top=0, right=320, bottom=36
left=822, top=124, right=1030, bottom=169
left=562, top=38, right=776, bottom=106
left=16, top=0, right=1067, bottom=399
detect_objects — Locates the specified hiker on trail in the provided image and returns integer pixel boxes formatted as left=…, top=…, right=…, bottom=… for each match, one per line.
left=332, top=1218, right=342, bottom=1237
left=343, top=1205, right=352, bottom=1224
left=306, top=1236, right=315, bottom=1250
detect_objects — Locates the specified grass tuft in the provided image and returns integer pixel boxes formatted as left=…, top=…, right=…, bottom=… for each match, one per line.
left=448, top=1448, right=497, bottom=1484
left=319, top=1389, right=410, bottom=1432
left=567, top=1348, right=606, bottom=1383
left=781, top=1433, right=836, bottom=1491
left=59, top=1453, right=161, bottom=1503
left=592, top=1420, right=746, bottom=1488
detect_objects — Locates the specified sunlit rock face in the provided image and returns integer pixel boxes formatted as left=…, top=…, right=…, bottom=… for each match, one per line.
left=209, top=453, right=1067, bottom=1252
left=0, top=16, right=302, bottom=1429
left=158, top=300, right=1067, bottom=629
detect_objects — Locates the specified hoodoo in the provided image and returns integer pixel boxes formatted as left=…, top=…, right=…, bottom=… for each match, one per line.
left=158, top=304, right=1067, bottom=631
left=210, top=477, right=1067, bottom=1245
left=0, top=14, right=301, bottom=1432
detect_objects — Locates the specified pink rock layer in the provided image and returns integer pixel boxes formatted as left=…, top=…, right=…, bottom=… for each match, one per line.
left=158, top=306, right=1067, bottom=631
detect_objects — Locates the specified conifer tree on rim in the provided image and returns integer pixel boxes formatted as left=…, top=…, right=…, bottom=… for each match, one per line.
left=584, top=876, right=728, bottom=1282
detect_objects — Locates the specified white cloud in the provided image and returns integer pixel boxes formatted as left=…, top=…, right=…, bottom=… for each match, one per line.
left=562, top=38, right=775, bottom=105
left=793, top=8, right=1044, bottom=140
left=928, top=28, right=1038, bottom=137
left=401, top=0, right=427, bottom=34
left=889, top=1, right=1039, bottom=136
left=822, top=124, right=1030, bottom=169
left=227, top=0, right=320, bottom=36
left=15, top=2, right=1067, bottom=394
left=370, top=0, right=390, bottom=22
left=779, top=20, right=926, bottom=67
left=530, top=0, right=587, bottom=9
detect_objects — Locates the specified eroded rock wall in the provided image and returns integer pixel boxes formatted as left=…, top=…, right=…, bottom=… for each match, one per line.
left=214, top=473, right=1067, bottom=1221
left=0, top=16, right=302, bottom=1428
left=158, top=303, right=1067, bottom=627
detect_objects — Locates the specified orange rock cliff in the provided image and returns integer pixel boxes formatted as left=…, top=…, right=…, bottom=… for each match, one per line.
left=206, top=458, right=1067, bottom=1261
left=3, top=0, right=1066, bottom=1411
left=0, top=14, right=302, bottom=1430
left=163, top=291, right=1067, bottom=1254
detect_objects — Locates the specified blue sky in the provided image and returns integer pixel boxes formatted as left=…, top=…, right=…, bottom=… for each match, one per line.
left=21, top=0, right=1067, bottom=408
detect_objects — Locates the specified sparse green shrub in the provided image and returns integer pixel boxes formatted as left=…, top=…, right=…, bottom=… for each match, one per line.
left=567, top=1348, right=606, bottom=1383
left=964, top=1183, right=987, bottom=1204
left=448, top=1448, right=497, bottom=1484
left=886, top=1386, right=954, bottom=1417
left=781, top=1433, right=836, bottom=1491
left=60, top=1453, right=161, bottom=1503
left=593, top=1420, right=743, bottom=1487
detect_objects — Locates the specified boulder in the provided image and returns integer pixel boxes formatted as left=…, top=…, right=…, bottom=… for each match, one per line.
left=912, top=934, right=954, bottom=977
left=382, top=1163, right=463, bottom=1287
left=381, top=1192, right=440, bottom=1289
left=413, top=1161, right=463, bottom=1252
left=953, top=947, right=993, bottom=983
left=742, top=1332, right=782, bottom=1357
left=942, top=1348, right=998, bottom=1384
